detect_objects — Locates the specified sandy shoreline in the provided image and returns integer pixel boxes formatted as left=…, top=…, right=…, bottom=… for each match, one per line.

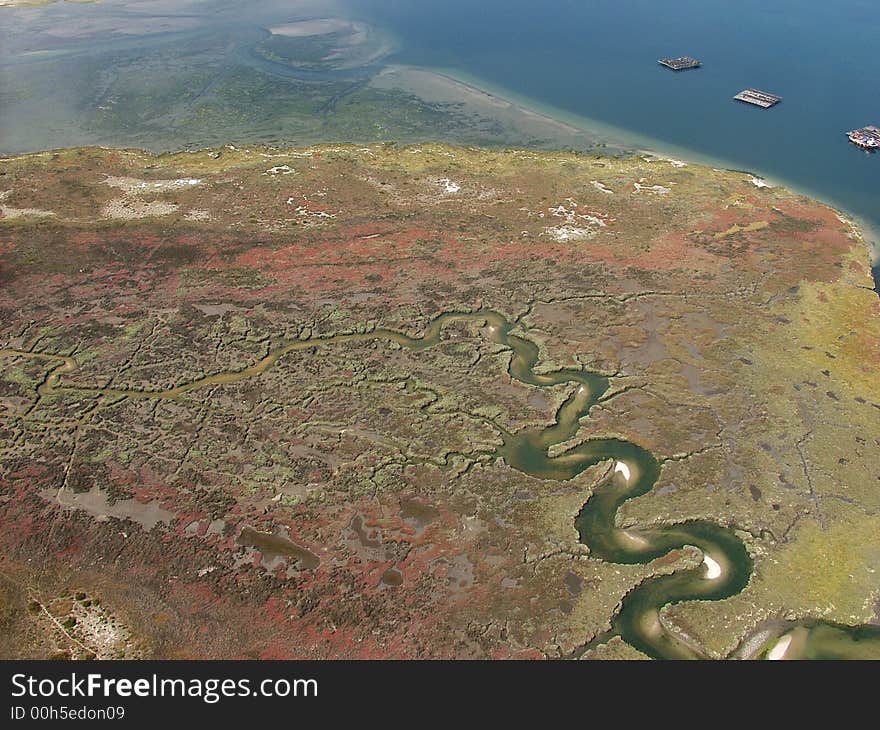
left=370, top=64, right=617, bottom=153
left=372, top=64, right=722, bottom=158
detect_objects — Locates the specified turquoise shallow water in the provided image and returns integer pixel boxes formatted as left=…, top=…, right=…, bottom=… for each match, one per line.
left=349, top=0, right=880, bottom=285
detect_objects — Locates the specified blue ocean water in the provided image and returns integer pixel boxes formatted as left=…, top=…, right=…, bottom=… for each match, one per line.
left=350, top=0, right=880, bottom=282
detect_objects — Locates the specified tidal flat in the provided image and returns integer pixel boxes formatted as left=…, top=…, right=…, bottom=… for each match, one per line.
left=0, top=0, right=616, bottom=156
left=0, top=143, right=878, bottom=658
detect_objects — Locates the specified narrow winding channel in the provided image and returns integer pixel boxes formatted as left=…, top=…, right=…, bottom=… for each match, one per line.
left=5, top=309, right=880, bottom=659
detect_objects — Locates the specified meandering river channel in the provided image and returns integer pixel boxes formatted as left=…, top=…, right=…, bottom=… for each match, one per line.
left=4, top=309, right=879, bottom=659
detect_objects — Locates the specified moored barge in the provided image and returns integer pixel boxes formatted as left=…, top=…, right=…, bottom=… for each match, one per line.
left=733, top=89, right=782, bottom=108
left=847, top=126, right=880, bottom=151
left=659, top=56, right=702, bottom=70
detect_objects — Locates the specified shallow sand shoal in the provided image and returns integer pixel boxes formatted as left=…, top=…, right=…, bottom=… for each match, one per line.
left=370, top=65, right=613, bottom=151
left=269, top=18, right=359, bottom=37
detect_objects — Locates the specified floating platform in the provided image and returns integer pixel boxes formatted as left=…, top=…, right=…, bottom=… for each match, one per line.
left=847, top=126, right=880, bottom=151
left=659, top=57, right=701, bottom=71
left=734, top=89, right=782, bottom=108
